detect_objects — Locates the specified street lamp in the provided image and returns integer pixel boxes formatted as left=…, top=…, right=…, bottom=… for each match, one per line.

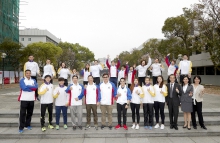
left=1, top=53, right=7, bottom=88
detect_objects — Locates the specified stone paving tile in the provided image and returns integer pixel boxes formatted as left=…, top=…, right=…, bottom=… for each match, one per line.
left=105, top=138, right=128, bottom=143
left=211, top=136, right=220, bottom=142
left=127, top=138, right=150, bottom=143
left=148, top=137, right=172, bottom=143
left=61, top=138, right=84, bottom=143
left=168, top=137, right=194, bottom=143
left=0, top=140, right=18, bottom=143
left=83, top=138, right=105, bottom=143
left=16, top=139, right=41, bottom=143
left=190, top=137, right=218, bottom=143
left=39, top=139, right=62, bottom=143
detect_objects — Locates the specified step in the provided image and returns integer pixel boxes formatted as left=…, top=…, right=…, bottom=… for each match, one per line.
left=0, top=108, right=219, bottom=118
left=0, top=126, right=220, bottom=139
left=0, top=116, right=219, bottom=127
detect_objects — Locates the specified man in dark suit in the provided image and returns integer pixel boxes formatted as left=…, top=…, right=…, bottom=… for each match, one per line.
left=166, top=74, right=182, bottom=130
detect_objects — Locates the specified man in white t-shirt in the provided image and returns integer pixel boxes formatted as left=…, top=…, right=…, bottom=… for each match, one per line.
left=90, top=60, right=103, bottom=85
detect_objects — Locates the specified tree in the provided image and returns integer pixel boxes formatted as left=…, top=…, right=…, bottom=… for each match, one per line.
left=20, top=42, right=63, bottom=72
left=0, top=38, right=22, bottom=78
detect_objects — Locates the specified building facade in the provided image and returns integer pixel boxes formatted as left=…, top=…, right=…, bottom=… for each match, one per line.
left=0, top=0, right=19, bottom=43
left=19, top=28, right=61, bottom=47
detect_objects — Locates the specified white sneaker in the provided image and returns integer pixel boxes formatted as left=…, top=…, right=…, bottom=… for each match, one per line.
left=135, top=124, right=139, bottom=130
left=154, top=124, right=160, bottom=129
left=160, top=124, right=165, bottom=130
left=131, top=124, right=135, bottom=129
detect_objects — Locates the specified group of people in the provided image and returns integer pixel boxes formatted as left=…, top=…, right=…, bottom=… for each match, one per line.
left=18, top=54, right=207, bottom=134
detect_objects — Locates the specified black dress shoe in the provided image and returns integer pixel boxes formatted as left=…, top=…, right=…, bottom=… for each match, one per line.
left=174, top=126, right=178, bottom=130
left=170, top=125, right=173, bottom=129
left=201, top=126, right=207, bottom=130
left=72, top=126, right=76, bottom=130
left=183, top=126, right=187, bottom=128
left=187, top=127, right=191, bottom=130
left=193, top=126, right=197, bottom=129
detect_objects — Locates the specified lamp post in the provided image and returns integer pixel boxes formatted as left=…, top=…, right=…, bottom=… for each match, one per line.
left=1, top=53, right=7, bottom=88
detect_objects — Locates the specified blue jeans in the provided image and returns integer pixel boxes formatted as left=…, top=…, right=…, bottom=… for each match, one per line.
left=110, top=77, right=117, bottom=87
left=55, top=106, right=67, bottom=125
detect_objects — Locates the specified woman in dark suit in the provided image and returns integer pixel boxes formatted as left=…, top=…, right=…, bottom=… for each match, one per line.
left=180, top=76, right=193, bottom=130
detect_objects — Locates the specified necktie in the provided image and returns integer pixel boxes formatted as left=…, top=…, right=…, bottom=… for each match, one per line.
left=170, top=84, right=173, bottom=98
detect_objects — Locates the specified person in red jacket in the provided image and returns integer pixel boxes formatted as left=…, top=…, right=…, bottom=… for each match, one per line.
left=126, top=62, right=137, bottom=88
left=165, top=53, right=178, bottom=83
left=106, top=55, right=120, bottom=87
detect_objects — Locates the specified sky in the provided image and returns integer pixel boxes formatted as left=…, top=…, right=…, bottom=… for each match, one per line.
left=19, top=0, right=199, bottom=59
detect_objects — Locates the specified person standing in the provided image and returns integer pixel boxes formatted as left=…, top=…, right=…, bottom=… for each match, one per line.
left=106, top=55, right=120, bottom=87
left=43, top=59, right=56, bottom=84
left=84, top=75, right=99, bottom=130
left=191, top=76, right=207, bottom=130
left=18, top=70, right=38, bottom=133
left=150, top=58, right=165, bottom=85
left=127, top=63, right=137, bottom=89
left=165, top=74, right=181, bottom=130
left=80, top=63, right=91, bottom=85
left=38, top=75, right=54, bottom=132
left=90, top=60, right=103, bottom=85
left=53, top=77, right=69, bottom=130
left=117, top=65, right=128, bottom=87
left=65, top=75, right=84, bottom=130
left=142, top=77, right=155, bottom=130
left=177, top=54, right=192, bottom=84
left=57, top=63, right=72, bottom=86
left=135, top=56, right=152, bottom=86
left=180, top=76, right=193, bottom=130
left=165, top=54, right=178, bottom=83
left=129, top=78, right=143, bottom=130
left=23, top=55, right=41, bottom=101
left=115, top=78, right=132, bottom=130
left=97, top=73, right=117, bottom=130
left=153, top=76, right=168, bottom=130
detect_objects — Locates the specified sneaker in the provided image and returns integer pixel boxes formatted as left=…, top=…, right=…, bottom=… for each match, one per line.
left=85, top=124, right=91, bottom=130
left=48, top=124, right=54, bottom=129
left=115, top=124, right=121, bottom=129
left=144, top=126, right=148, bottom=129
left=78, top=126, right=83, bottom=130
left=123, top=125, right=128, bottom=130
left=64, top=124, right=68, bottom=129
left=101, top=125, right=105, bottom=130
left=19, top=129, right=23, bottom=134
left=94, top=125, right=98, bottom=130
left=109, top=126, right=112, bottom=130
left=135, top=124, right=139, bottom=130
left=56, top=125, right=59, bottom=130
left=149, top=126, right=153, bottom=130
left=24, top=126, right=32, bottom=130
left=41, top=127, right=47, bottom=132
left=131, top=124, right=136, bottom=129
left=154, top=124, right=160, bottom=129
left=160, top=124, right=165, bottom=130
left=73, top=126, right=76, bottom=130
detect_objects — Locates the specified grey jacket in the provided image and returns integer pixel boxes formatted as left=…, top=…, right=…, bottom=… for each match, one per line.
left=180, top=84, right=193, bottom=103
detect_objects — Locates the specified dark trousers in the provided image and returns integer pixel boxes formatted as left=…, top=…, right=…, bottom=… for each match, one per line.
left=143, top=103, right=154, bottom=126
left=31, top=76, right=38, bottom=98
left=128, top=84, right=131, bottom=89
left=138, top=77, right=145, bottom=86
left=19, top=101, right=34, bottom=130
left=130, top=103, right=140, bottom=124
left=152, top=76, right=158, bottom=85
left=154, top=101, right=165, bottom=124
left=191, top=100, right=204, bottom=127
left=167, top=99, right=179, bottom=126
left=180, top=74, right=191, bottom=84
left=86, top=104, right=98, bottom=125
left=83, top=81, right=88, bottom=85
left=117, top=103, right=127, bottom=125
left=41, top=103, right=53, bottom=127
left=93, top=77, right=100, bottom=85
left=55, top=106, right=67, bottom=125
left=110, top=77, right=117, bottom=87
left=64, top=79, right=68, bottom=86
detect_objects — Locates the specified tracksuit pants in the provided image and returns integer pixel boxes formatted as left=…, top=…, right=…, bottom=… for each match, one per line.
left=70, top=105, right=83, bottom=126
left=143, top=103, right=154, bottom=126
left=55, top=106, right=68, bottom=125
left=41, top=103, right=53, bottom=127
left=19, top=101, right=34, bottom=130
left=130, top=103, right=140, bottom=124
left=117, top=103, right=127, bottom=125
left=154, top=101, right=165, bottom=124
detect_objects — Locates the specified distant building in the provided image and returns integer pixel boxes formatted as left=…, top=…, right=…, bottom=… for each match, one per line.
left=19, top=28, right=61, bottom=47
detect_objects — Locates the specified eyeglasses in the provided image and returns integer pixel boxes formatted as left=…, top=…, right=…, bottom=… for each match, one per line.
left=103, top=76, right=108, bottom=78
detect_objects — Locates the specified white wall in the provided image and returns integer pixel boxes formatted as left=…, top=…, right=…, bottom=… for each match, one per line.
left=20, top=36, right=46, bottom=47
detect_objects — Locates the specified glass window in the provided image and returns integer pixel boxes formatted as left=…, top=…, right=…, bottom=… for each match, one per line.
left=206, top=66, right=215, bottom=75
left=21, top=38, right=24, bottom=41
left=197, top=67, right=204, bottom=75
left=28, top=38, right=31, bottom=41
left=192, top=67, right=196, bottom=75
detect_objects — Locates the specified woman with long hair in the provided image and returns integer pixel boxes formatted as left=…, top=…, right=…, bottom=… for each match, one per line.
left=180, top=76, right=193, bottom=130
left=130, top=78, right=143, bottom=130
left=57, top=63, right=72, bottom=86
left=127, top=64, right=137, bottom=89
left=153, top=75, right=168, bottom=130
left=80, top=63, right=91, bottom=85
left=191, top=76, right=207, bottom=130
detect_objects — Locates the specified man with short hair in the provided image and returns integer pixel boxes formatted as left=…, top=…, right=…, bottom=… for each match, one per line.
left=18, top=70, right=38, bottom=133
left=90, top=60, right=103, bottom=85
left=42, top=59, right=56, bottom=84
left=97, top=73, right=117, bottom=130
left=23, top=55, right=41, bottom=101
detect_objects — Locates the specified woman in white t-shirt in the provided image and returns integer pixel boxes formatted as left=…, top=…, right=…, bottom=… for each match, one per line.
left=130, top=78, right=143, bottom=130
left=80, top=63, right=91, bottom=85
left=57, top=63, right=72, bottom=86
